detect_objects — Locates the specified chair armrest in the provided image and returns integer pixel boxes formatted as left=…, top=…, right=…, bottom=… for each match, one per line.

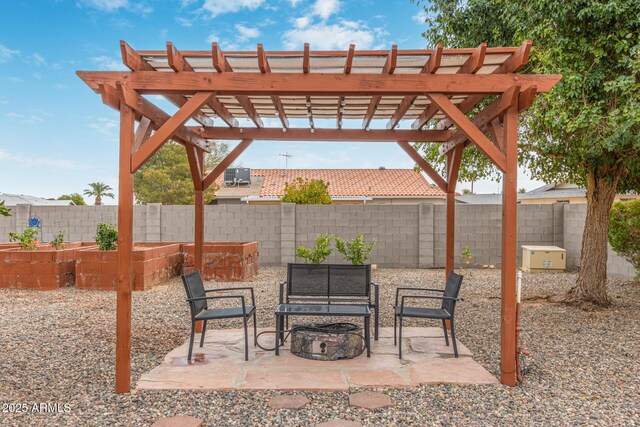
left=399, top=294, right=462, bottom=311
left=205, top=287, right=255, bottom=306
left=187, top=295, right=248, bottom=313
left=279, top=281, right=287, bottom=304
left=395, top=287, right=444, bottom=307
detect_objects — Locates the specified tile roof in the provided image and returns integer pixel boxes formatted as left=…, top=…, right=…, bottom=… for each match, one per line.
left=215, top=169, right=446, bottom=198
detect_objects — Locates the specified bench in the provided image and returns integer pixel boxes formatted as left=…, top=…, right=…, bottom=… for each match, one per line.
left=279, top=263, right=379, bottom=340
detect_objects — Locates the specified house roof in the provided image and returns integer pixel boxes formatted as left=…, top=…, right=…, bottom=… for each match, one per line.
left=215, top=169, right=446, bottom=199
left=0, top=193, right=73, bottom=206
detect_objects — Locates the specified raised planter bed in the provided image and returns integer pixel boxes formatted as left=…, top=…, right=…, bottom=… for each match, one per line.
left=182, top=242, right=259, bottom=281
left=0, top=243, right=21, bottom=250
left=75, top=243, right=182, bottom=291
left=0, top=242, right=96, bottom=290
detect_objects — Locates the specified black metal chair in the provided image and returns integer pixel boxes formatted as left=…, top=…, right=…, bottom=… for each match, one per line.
left=182, top=270, right=257, bottom=361
left=394, top=271, right=464, bottom=359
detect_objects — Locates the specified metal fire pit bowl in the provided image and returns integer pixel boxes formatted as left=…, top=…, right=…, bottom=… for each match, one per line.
left=290, top=323, right=365, bottom=361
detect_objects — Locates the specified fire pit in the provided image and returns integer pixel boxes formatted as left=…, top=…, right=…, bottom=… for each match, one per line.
left=290, top=323, right=365, bottom=361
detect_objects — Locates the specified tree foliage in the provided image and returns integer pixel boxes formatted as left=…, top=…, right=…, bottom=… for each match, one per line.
left=58, top=193, right=86, bottom=205
left=134, top=141, right=228, bottom=205
left=413, top=0, right=640, bottom=190
left=609, top=200, right=640, bottom=278
left=0, top=200, right=10, bottom=217
left=95, top=222, right=118, bottom=251
left=84, top=182, right=115, bottom=206
left=281, top=178, right=332, bottom=204
left=295, top=233, right=333, bottom=264
left=334, top=234, right=377, bottom=266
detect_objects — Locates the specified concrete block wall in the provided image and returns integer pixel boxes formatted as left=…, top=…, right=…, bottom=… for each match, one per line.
left=0, top=202, right=636, bottom=278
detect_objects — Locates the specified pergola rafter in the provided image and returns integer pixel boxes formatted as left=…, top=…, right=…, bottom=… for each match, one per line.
left=76, top=40, right=561, bottom=395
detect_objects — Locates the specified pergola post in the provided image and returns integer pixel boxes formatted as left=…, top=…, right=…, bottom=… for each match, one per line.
left=500, top=95, right=519, bottom=386
left=115, top=103, right=135, bottom=394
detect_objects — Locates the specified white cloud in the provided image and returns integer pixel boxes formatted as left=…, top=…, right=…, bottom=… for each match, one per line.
left=283, top=20, right=375, bottom=50
left=54, top=83, right=69, bottom=90
left=89, top=117, right=119, bottom=137
left=235, top=24, right=261, bottom=41
left=91, top=55, right=126, bottom=71
left=201, top=0, right=264, bottom=17
left=312, top=0, right=339, bottom=20
left=31, top=53, right=47, bottom=67
left=0, top=96, right=8, bottom=105
left=294, top=16, right=310, bottom=29
left=288, top=0, right=304, bottom=6
left=7, top=77, right=24, bottom=83
left=0, top=44, right=20, bottom=63
left=78, top=0, right=152, bottom=14
left=206, top=33, right=218, bottom=44
left=6, top=112, right=44, bottom=124
left=412, top=9, right=427, bottom=24
left=175, top=17, right=193, bottom=27
left=0, top=149, right=78, bottom=170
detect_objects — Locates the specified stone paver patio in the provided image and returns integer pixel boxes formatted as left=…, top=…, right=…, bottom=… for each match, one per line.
left=137, top=327, right=498, bottom=391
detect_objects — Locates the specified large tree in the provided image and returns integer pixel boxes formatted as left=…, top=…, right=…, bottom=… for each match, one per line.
left=134, top=141, right=228, bottom=205
left=58, top=193, right=86, bottom=205
left=414, top=0, right=640, bottom=306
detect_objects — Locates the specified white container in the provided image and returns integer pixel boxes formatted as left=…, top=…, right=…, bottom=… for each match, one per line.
left=522, top=245, right=566, bottom=272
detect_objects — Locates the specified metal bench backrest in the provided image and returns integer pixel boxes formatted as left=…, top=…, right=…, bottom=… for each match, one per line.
left=182, top=270, right=207, bottom=317
left=287, top=263, right=371, bottom=299
left=442, top=271, right=463, bottom=313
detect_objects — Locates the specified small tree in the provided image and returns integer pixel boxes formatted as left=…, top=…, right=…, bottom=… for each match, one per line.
left=461, top=245, right=473, bottom=267
left=461, top=189, right=474, bottom=195
left=9, top=227, right=39, bottom=250
left=334, top=234, right=377, bottom=266
left=518, top=188, right=527, bottom=194
left=84, top=182, right=115, bottom=206
left=58, top=193, right=86, bottom=205
left=295, top=233, right=333, bottom=264
left=0, top=200, right=10, bottom=217
left=281, top=178, right=332, bottom=205
left=609, top=200, right=640, bottom=279
left=95, top=222, right=118, bottom=251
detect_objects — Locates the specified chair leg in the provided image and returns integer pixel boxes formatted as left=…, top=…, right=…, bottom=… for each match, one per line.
left=243, top=316, right=249, bottom=361
left=393, top=314, right=397, bottom=346
left=365, top=316, right=371, bottom=357
left=374, top=304, right=379, bottom=341
left=199, top=319, right=208, bottom=347
left=188, top=320, right=196, bottom=361
left=275, top=314, right=280, bottom=356
left=442, top=319, right=449, bottom=346
left=398, top=316, right=403, bottom=359
left=252, top=310, right=258, bottom=346
left=450, top=318, right=458, bottom=358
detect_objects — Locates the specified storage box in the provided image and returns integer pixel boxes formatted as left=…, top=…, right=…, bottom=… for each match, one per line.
left=522, top=245, right=566, bottom=272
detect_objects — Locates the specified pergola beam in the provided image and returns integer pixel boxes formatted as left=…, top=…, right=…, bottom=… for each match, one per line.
left=363, top=45, right=397, bottom=129
left=387, top=44, right=443, bottom=130
left=427, top=93, right=506, bottom=172
left=129, top=91, right=212, bottom=172
left=396, top=141, right=448, bottom=192
left=258, top=44, right=289, bottom=128
left=78, top=71, right=559, bottom=96
left=411, top=43, right=486, bottom=130
left=133, top=117, right=153, bottom=152
left=192, top=126, right=455, bottom=142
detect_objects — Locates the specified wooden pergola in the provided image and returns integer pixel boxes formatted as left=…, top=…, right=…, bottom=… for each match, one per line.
left=77, top=40, right=561, bottom=394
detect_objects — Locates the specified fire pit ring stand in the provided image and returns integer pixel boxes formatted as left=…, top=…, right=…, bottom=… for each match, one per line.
left=290, top=323, right=365, bottom=361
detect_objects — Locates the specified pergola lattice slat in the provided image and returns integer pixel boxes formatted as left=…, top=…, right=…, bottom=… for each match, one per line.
left=76, top=40, right=561, bottom=395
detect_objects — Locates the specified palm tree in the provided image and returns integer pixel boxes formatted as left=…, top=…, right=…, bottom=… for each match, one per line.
left=84, top=182, right=115, bottom=206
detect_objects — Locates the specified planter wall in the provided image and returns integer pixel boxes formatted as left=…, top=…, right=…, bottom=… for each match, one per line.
left=182, top=242, right=259, bottom=281
left=75, top=243, right=182, bottom=291
left=0, top=242, right=96, bottom=290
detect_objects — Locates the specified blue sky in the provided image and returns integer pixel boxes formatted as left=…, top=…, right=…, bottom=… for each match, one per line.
left=0, top=0, right=542, bottom=204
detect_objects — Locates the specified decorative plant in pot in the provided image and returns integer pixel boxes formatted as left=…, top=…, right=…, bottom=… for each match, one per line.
left=334, top=233, right=377, bottom=266
left=95, top=222, right=118, bottom=250
left=295, top=233, right=333, bottom=264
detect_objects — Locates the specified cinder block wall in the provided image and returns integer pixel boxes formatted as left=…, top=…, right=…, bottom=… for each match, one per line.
left=0, top=202, right=636, bottom=278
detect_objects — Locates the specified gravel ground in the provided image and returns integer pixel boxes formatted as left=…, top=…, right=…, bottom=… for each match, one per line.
left=0, top=267, right=638, bottom=426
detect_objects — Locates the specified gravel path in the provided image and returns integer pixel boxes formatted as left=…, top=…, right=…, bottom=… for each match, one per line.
left=0, top=267, right=638, bottom=426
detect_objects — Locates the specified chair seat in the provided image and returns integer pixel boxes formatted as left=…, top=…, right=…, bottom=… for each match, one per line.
left=395, top=306, right=451, bottom=319
left=196, top=305, right=255, bottom=320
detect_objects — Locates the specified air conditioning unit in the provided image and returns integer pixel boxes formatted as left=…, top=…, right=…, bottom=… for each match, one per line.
left=522, top=245, right=566, bottom=272
left=224, top=168, right=251, bottom=185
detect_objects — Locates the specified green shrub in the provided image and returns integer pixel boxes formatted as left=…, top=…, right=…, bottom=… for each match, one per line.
left=95, top=222, right=118, bottom=251
left=334, top=234, right=377, bottom=266
left=296, top=233, right=333, bottom=264
left=9, top=227, right=39, bottom=250
left=609, top=200, right=640, bottom=279
left=0, top=200, right=10, bottom=217
left=281, top=178, right=332, bottom=204
left=461, top=245, right=473, bottom=267
left=50, top=231, right=65, bottom=250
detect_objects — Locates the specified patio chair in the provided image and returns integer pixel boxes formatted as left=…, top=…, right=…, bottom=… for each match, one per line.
left=394, top=271, right=464, bottom=359
left=182, top=270, right=257, bottom=361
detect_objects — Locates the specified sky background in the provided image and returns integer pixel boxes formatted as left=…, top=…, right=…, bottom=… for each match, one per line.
left=0, top=0, right=544, bottom=204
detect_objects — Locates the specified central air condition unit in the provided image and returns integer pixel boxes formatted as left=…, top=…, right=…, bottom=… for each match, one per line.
left=224, top=168, right=251, bottom=185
